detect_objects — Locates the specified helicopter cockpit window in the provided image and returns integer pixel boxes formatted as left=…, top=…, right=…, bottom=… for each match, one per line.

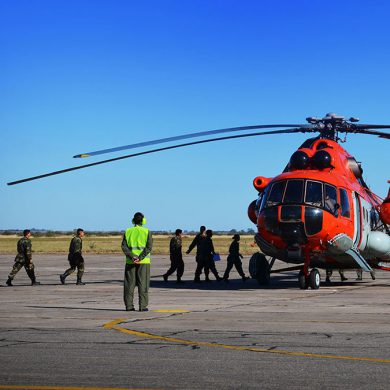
left=324, top=184, right=339, bottom=216
left=305, top=180, right=323, bottom=207
left=283, top=180, right=304, bottom=204
left=255, top=192, right=263, bottom=215
left=339, top=188, right=350, bottom=218
left=266, top=181, right=286, bottom=207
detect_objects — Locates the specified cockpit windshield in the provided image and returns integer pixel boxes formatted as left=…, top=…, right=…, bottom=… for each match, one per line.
left=261, top=179, right=341, bottom=216
left=284, top=180, right=304, bottom=204
left=266, top=181, right=286, bottom=207
left=305, top=180, right=323, bottom=207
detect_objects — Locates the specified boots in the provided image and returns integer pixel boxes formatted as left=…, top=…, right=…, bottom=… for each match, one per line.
left=60, top=274, right=66, bottom=284
left=6, top=278, right=13, bottom=286
left=31, top=278, right=41, bottom=286
left=76, top=277, right=85, bottom=285
left=163, top=274, right=168, bottom=282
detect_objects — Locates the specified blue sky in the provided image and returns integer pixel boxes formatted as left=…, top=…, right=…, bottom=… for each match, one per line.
left=1, top=0, right=389, bottom=231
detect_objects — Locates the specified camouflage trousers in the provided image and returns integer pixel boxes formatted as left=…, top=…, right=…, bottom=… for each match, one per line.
left=63, top=261, right=84, bottom=279
left=9, top=258, right=35, bottom=281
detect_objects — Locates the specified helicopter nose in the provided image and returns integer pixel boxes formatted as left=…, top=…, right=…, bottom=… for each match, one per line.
left=279, top=222, right=307, bottom=246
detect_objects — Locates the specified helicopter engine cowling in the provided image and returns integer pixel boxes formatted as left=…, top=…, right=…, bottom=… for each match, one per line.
left=248, top=200, right=257, bottom=224
left=363, top=231, right=390, bottom=260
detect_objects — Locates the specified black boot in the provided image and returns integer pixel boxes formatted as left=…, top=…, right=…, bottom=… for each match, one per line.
left=31, top=278, right=41, bottom=286
left=6, top=278, right=13, bottom=286
left=163, top=274, right=168, bottom=282
left=76, top=277, right=85, bottom=285
left=60, top=274, right=66, bottom=285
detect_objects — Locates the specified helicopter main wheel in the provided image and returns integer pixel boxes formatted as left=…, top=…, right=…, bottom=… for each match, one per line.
left=298, top=270, right=308, bottom=289
left=249, top=253, right=270, bottom=285
left=309, top=268, right=320, bottom=289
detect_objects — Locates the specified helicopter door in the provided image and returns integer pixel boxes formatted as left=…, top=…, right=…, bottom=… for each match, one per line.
left=352, top=192, right=362, bottom=247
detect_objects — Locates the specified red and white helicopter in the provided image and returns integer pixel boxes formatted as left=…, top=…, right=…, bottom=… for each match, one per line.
left=8, top=113, right=390, bottom=289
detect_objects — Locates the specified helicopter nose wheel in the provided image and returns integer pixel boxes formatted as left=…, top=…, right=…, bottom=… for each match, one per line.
left=309, top=268, right=321, bottom=289
left=298, top=268, right=320, bottom=289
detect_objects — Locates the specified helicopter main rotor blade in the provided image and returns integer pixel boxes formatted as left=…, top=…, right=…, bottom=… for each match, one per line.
left=73, top=124, right=312, bottom=158
left=347, top=126, right=390, bottom=139
left=8, top=127, right=308, bottom=186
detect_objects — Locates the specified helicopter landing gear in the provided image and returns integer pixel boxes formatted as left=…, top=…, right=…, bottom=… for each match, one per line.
left=298, top=268, right=320, bottom=289
left=298, top=249, right=320, bottom=289
left=309, top=269, right=320, bottom=289
left=298, top=270, right=308, bottom=289
left=249, top=253, right=271, bottom=285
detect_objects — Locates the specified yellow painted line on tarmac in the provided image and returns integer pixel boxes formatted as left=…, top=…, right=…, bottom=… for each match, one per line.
left=0, top=387, right=159, bottom=390
left=104, top=318, right=390, bottom=364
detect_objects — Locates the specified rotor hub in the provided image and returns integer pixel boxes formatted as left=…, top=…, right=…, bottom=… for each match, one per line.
left=306, top=113, right=360, bottom=140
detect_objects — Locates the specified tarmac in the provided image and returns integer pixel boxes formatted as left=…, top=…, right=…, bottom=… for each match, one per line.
left=1, top=253, right=390, bottom=390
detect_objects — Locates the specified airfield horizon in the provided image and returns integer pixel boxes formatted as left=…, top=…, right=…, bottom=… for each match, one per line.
left=0, top=234, right=259, bottom=256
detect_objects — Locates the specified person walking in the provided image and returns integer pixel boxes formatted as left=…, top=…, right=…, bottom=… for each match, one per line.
left=187, top=226, right=209, bottom=282
left=121, top=212, right=153, bottom=312
left=223, top=234, right=249, bottom=282
left=198, top=229, right=221, bottom=281
left=325, top=269, right=347, bottom=283
left=163, top=229, right=184, bottom=283
left=6, top=229, right=40, bottom=286
left=60, top=228, right=86, bottom=285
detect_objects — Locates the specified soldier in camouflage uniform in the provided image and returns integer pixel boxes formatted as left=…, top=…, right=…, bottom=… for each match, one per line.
left=163, top=229, right=184, bottom=283
left=6, top=229, right=40, bottom=286
left=60, top=228, right=85, bottom=285
left=325, top=269, right=347, bottom=283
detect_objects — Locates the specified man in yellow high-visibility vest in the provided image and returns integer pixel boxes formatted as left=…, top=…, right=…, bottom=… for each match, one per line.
left=121, top=212, right=153, bottom=311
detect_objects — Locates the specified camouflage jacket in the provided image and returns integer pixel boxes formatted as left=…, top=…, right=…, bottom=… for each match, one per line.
left=170, top=236, right=182, bottom=256
left=69, top=236, right=83, bottom=256
left=16, top=237, right=32, bottom=262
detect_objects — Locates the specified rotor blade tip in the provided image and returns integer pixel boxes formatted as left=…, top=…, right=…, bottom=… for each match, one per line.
left=73, top=154, right=91, bottom=158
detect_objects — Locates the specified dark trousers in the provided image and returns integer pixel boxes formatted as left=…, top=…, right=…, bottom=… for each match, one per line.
left=195, top=255, right=219, bottom=280
left=194, top=255, right=207, bottom=280
left=165, top=254, right=184, bottom=278
left=223, top=259, right=245, bottom=279
left=124, top=263, right=150, bottom=310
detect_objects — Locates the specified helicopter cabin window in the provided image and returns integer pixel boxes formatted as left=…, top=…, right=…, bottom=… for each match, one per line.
left=283, top=180, right=304, bottom=204
left=266, top=181, right=286, bottom=207
left=339, top=188, right=350, bottom=218
left=370, top=208, right=380, bottom=229
left=305, top=180, right=323, bottom=207
left=324, top=184, right=339, bottom=216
